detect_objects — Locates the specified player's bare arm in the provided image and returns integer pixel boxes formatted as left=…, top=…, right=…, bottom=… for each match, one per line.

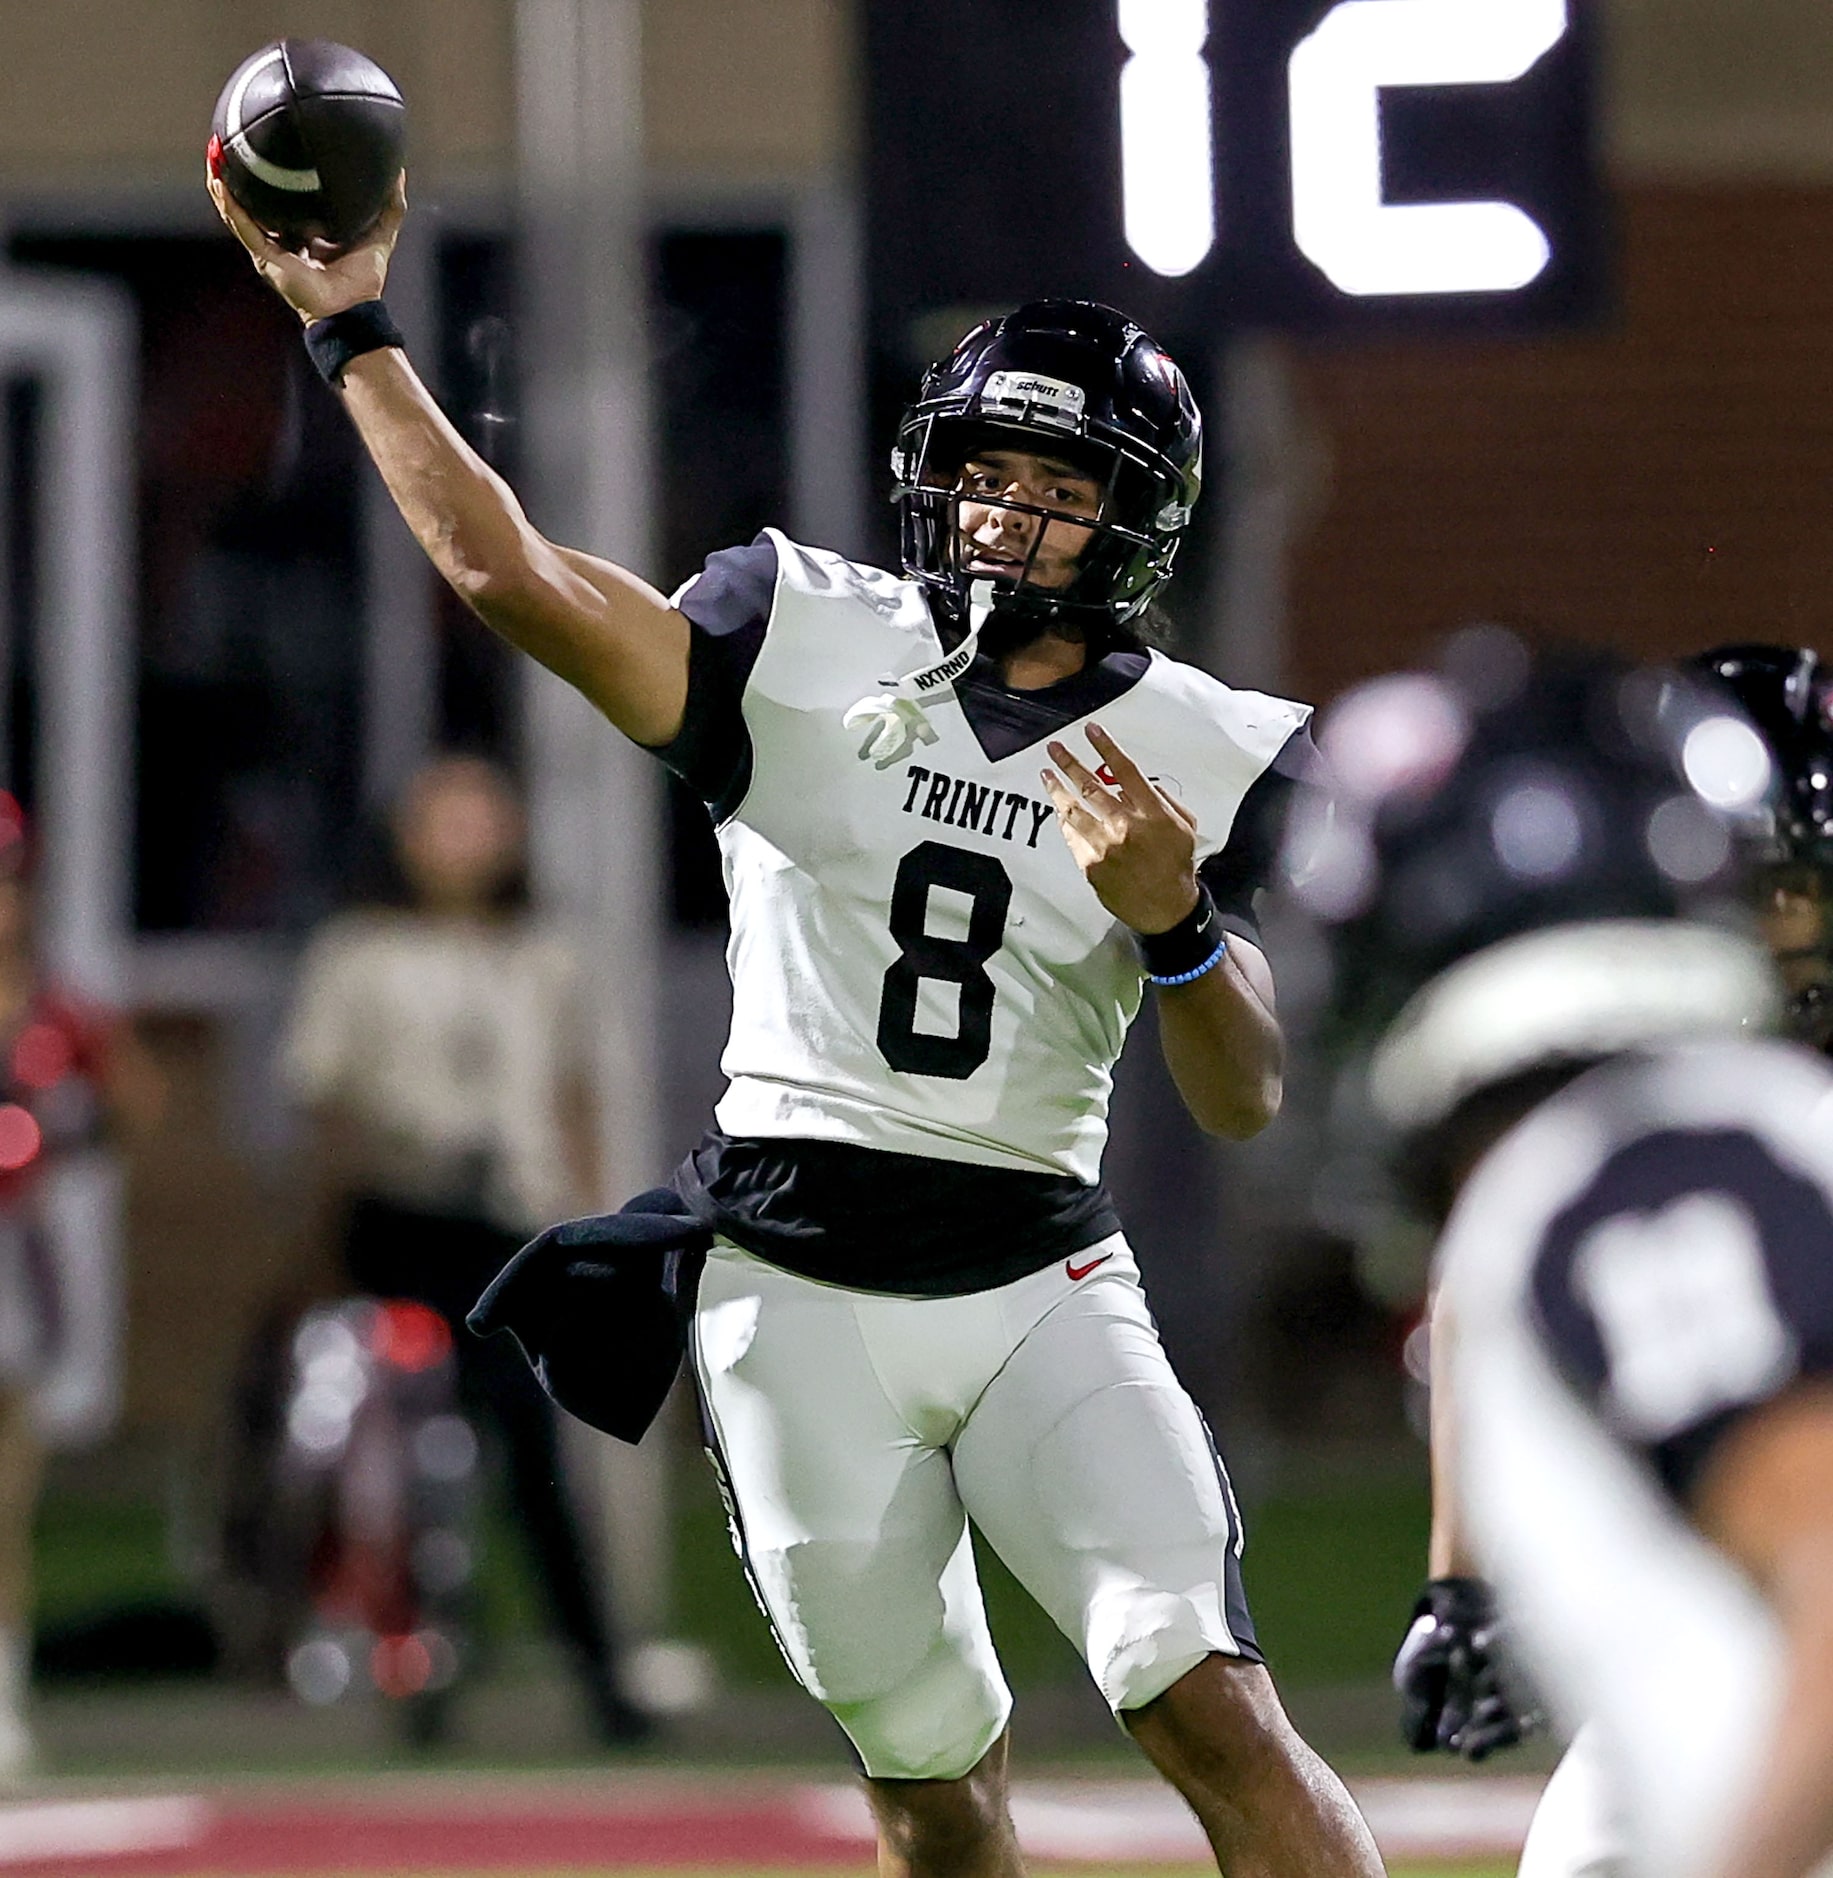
left=1694, top=1382, right=1833, bottom=1878
left=1042, top=724, right=1282, bottom=1139
left=1423, top=1291, right=1478, bottom=1579
left=207, top=171, right=689, bottom=748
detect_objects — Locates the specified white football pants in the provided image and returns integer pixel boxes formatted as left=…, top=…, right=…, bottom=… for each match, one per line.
left=690, top=1234, right=1257, bottom=1780
left=1518, top=1727, right=1630, bottom=1878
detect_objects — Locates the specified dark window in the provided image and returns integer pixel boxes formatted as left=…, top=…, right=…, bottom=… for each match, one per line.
left=424, top=226, right=790, bottom=928
left=435, top=234, right=523, bottom=764
left=11, top=234, right=367, bottom=935
left=9, top=225, right=791, bottom=935
left=653, top=230, right=789, bottom=929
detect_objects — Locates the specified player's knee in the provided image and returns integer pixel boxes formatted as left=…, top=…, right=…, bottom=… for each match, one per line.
left=764, top=1541, right=950, bottom=1706
left=1090, top=1585, right=1243, bottom=1714
left=827, top=1638, right=1011, bottom=1782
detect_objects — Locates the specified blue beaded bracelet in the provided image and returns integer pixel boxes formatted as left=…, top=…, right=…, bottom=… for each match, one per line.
left=1137, top=884, right=1225, bottom=983
left=1146, top=940, right=1228, bottom=988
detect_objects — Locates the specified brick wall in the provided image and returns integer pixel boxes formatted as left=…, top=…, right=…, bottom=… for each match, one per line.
left=1283, top=185, right=1833, bottom=705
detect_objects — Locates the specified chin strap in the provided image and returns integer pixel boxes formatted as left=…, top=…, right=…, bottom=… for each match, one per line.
left=843, top=579, right=996, bottom=770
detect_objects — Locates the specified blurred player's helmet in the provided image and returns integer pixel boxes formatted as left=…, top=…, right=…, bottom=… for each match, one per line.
left=1289, top=631, right=1779, bottom=1148
left=892, top=300, right=1201, bottom=640
left=1692, top=643, right=1833, bottom=1047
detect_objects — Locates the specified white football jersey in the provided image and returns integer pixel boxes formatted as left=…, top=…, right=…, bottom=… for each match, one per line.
left=1440, top=1038, right=1833, bottom=1878
left=675, top=530, right=1309, bottom=1183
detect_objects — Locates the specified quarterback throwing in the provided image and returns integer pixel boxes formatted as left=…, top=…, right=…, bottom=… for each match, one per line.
left=210, top=166, right=1385, bottom=1878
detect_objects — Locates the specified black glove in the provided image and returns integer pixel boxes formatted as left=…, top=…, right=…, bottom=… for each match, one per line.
left=1393, top=1576, right=1542, bottom=1762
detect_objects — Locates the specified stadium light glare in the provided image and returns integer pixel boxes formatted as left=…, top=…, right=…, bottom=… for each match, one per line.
left=1683, top=715, right=1773, bottom=813
left=1289, top=0, right=1568, bottom=297
left=1118, top=0, right=1215, bottom=279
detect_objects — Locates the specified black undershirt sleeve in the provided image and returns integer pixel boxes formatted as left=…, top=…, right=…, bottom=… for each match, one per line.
left=1199, top=724, right=1323, bottom=947
left=651, top=534, right=779, bottom=820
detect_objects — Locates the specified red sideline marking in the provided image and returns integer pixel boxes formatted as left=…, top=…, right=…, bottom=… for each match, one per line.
left=0, top=1797, right=871, bottom=1875
left=0, top=1776, right=1543, bottom=1873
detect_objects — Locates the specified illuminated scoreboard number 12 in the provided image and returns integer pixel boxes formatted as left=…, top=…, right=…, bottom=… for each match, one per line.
left=1119, top=0, right=1571, bottom=296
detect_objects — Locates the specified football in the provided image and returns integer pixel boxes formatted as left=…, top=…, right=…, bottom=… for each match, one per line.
left=209, top=39, right=405, bottom=251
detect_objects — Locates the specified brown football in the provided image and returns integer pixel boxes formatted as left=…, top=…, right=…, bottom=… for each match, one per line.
left=210, top=39, right=405, bottom=251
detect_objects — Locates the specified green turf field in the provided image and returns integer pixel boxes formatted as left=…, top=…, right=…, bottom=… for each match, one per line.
left=36, top=1456, right=1434, bottom=1702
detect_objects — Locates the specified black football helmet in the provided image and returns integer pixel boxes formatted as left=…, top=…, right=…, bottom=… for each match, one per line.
left=1290, top=633, right=1778, bottom=1150
left=891, top=301, right=1202, bottom=640
left=1692, top=643, right=1833, bottom=1047
left=1690, top=645, right=1833, bottom=864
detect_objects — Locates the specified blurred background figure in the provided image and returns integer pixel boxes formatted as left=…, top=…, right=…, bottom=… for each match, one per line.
left=0, top=793, right=162, bottom=1777
left=279, top=754, right=648, bottom=1746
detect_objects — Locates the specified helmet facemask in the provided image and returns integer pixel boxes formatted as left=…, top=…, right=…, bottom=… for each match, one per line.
left=896, top=414, right=1188, bottom=645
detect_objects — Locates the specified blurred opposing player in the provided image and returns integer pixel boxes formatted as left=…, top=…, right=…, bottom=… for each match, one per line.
left=1395, top=641, right=1833, bottom=1878
left=208, top=171, right=1385, bottom=1875
left=1304, top=643, right=1833, bottom=1878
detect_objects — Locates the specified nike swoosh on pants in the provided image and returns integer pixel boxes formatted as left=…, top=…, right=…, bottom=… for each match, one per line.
left=1065, top=1252, right=1114, bottom=1282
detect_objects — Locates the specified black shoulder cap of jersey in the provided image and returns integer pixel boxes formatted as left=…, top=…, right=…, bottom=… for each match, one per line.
left=1199, top=723, right=1323, bottom=946
left=653, top=534, right=779, bottom=820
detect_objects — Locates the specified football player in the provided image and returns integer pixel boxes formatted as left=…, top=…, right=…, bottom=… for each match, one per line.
left=1308, top=645, right=1833, bottom=1878
left=1395, top=641, right=1833, bottom=1878
left=209, top=176, right=1385, bottom=1878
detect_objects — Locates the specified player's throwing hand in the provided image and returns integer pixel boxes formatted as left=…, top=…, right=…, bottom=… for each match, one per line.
left=1042, top=723, right=1202, bottom=937
left=207, top=166, right=407, bottom=326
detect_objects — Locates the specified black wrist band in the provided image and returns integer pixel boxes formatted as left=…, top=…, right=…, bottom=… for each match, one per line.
left=304, top=300, right=406, bottom=387
left=1137, top=885, right=1225, bottom=983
